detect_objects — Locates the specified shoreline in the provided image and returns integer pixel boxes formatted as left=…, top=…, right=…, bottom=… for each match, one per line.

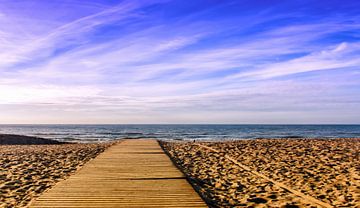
left=0, top=134, right=67, bottom=145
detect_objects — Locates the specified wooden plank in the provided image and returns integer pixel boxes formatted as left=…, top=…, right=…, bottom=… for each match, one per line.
left=30, top=139, right=207, bottom=208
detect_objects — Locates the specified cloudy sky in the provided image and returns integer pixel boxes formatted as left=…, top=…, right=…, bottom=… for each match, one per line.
left=0, top=0, right=359, bottom=124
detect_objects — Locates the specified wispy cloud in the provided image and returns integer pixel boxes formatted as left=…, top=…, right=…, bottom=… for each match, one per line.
left=232, top=42, right=360, bottom=80
left=0, top=0, right=359, bottom=123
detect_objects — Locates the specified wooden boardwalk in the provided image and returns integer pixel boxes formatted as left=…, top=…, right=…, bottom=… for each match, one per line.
left=30, top=139, right=207, bottom=208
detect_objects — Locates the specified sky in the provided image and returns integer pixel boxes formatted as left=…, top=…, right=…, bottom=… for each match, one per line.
left=0, top=0, right=359, bottom=124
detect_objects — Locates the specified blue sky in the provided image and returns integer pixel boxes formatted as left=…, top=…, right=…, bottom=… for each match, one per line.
left=0, top=0, right=359, bottom=124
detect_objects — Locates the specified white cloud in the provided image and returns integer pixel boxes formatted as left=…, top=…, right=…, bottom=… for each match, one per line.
left=0, top=1, right=359, bottom=123
left=232, top=42, right=360, bottom=80
left=0, top=84, right=101, bottom=104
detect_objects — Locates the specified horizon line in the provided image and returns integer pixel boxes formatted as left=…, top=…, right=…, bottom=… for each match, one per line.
left=0, top=123, right=359, bottom=125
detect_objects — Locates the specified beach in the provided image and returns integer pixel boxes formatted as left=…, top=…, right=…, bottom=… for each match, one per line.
left=1, top=135, right=359, bottom=208
left=161, top=138, right=360, bottom=207
left=0, top=135, right=112, bottom=208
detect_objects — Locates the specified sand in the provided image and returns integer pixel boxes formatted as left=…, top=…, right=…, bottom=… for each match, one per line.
left=161, top=138, right=360, bottom=208
left=2, top=135, right=359, bottom=208
left=0, top=135, right=113, bottom=208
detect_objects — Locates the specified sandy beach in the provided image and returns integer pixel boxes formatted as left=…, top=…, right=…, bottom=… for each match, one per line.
left=161, top=138, right=360, bottom=207
left=1, top=135, right=359, bottom=208
left=0, top=135, right=112, bottom=208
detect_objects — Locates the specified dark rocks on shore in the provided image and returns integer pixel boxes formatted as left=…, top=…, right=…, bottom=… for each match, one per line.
left=0, top=134, right=66, bottom=145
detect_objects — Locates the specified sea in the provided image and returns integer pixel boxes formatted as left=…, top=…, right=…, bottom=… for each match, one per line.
left=0, top=124, right=359, bottom=143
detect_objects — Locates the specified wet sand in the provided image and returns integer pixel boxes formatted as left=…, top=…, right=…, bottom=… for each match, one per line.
left=161, top=138, right=360, bottom=207
left=0, top=137, right=112, bottom=208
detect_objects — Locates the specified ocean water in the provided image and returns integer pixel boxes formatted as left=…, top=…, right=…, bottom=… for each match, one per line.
left=0, top=124, right=359, bottom=143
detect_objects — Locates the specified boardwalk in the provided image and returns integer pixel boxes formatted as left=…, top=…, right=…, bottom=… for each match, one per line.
left=30, top=139, right=207, bottom=208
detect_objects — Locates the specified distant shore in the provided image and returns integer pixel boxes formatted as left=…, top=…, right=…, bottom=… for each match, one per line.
left=0, top=134, right=66, bottom=145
